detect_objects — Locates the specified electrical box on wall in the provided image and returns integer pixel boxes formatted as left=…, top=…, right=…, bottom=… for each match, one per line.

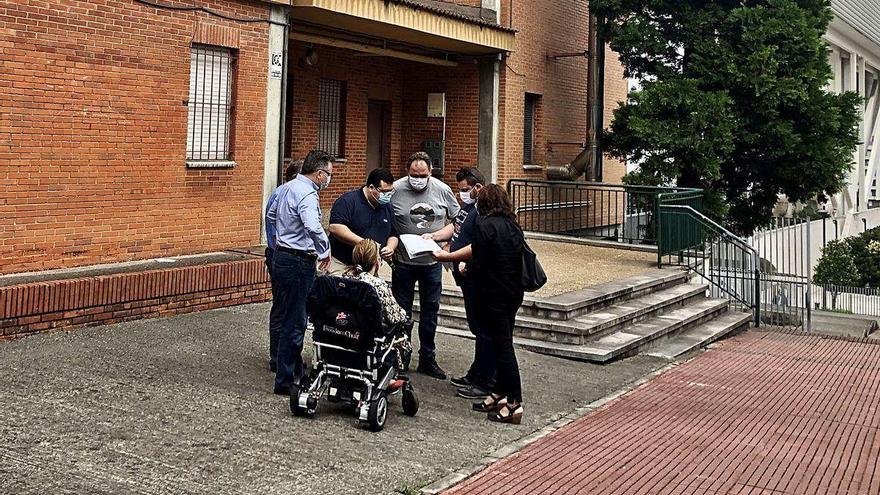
left=427, top=93, right=446, bottom=118
left=421, top=139, right=445, bottom=179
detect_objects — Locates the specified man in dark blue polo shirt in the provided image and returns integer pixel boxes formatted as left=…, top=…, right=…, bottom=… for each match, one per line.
left=328, top=168, right=399, bottom=269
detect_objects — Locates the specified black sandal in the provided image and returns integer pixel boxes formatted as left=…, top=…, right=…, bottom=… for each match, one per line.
left=488, top=402, right=523, bottom=425
left=472, top=393, right=507, bottom=412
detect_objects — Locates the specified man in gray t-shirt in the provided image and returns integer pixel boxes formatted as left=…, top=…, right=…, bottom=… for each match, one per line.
left=390, top=152, right=460, bottom=380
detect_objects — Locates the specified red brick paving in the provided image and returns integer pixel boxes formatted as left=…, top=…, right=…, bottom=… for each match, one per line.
left=443, top=331, right=880, bottom=495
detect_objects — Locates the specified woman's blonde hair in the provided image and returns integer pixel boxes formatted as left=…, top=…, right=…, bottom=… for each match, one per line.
left=345, top=239, right=380, bottom=275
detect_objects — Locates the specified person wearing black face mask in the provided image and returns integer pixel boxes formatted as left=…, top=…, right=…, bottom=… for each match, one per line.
left=328, top=168, right=400, bottom=272
left=389, top=152, right=460, bottom=379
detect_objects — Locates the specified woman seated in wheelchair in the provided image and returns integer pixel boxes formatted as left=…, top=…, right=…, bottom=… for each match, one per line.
left=292, top=239, right=418, bottom=431
left=342, top=239, right=408, bottom=327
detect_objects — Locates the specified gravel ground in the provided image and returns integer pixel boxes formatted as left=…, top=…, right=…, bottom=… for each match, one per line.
left=524, top=240, right=656, bottom=297
left=1, top=302, right=664, bottom=495
left=374, top=239, right=657, bottom=298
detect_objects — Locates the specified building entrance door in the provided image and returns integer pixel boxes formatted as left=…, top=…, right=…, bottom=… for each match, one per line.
left=366, top=100, right=391, bottom=172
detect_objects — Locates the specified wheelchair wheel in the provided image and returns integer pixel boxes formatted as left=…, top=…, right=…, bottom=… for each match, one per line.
left=367, top=393, right=388, bottom=432
left=402, top=383, right=419, bottom=417
left=290, top=384, right=316, bottom=418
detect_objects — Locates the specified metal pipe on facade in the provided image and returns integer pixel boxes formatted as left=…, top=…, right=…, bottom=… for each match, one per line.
left=547, top=12, right=603, bottom=181
left=278, top=10, right=290, bottom=185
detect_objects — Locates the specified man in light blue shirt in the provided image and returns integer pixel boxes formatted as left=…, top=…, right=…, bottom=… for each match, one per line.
left=263, top=160, right=301, bottom=373
left=266, top=150, right=333, bottom=395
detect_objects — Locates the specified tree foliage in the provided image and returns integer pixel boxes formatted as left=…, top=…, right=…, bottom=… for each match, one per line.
left=593, top=0, right=861, bottom=235
left=845, top=226, right=880, bottom=287
left=813, top=239, right=860, bottom=287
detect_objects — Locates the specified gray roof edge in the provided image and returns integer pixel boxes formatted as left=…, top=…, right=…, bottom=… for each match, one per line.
left=831, top=0, right=880, bottom=49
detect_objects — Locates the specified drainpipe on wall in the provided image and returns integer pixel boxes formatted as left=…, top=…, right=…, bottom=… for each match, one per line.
left=277, top=10, right=290, bottom=185
left=546, top=13, right=603, bottom=181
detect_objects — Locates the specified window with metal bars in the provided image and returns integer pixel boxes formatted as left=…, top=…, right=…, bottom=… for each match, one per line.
left=186, top=45, right=235, bottom=163
left=318, top=79, right=346, bottom=159
left=523, top=93, right=539, bottom=164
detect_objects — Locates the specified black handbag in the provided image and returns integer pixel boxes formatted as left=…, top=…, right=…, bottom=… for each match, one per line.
left=521, top=240, right=547, bottom=292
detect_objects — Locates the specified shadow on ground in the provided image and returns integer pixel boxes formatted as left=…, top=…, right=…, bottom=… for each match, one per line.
left=1, top=302, right=665, bottom=495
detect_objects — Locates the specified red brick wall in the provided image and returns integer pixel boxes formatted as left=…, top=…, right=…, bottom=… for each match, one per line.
left=0, top=258, right=270, bottom=339
left=287, top=44, right=480, bottom=207
left=494, top=0, right=628, bottom=187
left=399, top=62, right=481, bottom=184
left=0, top=0, right=271, bottom=275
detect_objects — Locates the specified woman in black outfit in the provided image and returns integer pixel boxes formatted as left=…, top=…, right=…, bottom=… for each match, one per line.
left=433, top=184, right=525, bottom=424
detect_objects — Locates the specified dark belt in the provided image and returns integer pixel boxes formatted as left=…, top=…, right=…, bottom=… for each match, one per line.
left=275, top=245, right=318, bottom=259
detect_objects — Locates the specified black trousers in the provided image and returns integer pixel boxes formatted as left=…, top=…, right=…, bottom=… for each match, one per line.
left=478, top=292, right=524, bottom=403
left=458, top=277, right=495, bottom=388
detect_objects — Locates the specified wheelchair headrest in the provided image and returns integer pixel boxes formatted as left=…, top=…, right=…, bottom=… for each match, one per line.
left=307, top=276, right=384, bottom=342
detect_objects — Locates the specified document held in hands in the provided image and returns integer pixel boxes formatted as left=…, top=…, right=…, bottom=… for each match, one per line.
left=399, top=234, right=443, bottom=259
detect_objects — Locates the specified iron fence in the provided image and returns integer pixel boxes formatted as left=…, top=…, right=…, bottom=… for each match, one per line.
left=507, top=179, right=837, bottom=331
left=814, top=284, right=880, bottom=316
left=745, top=217, right=812, bottom=330
left=507, top=180, right=701, bottom=245
left=657, top=204, right=761, bottom=326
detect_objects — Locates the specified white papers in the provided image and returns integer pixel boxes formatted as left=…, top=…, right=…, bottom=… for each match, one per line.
left=399, top=234, right=442, bottom=259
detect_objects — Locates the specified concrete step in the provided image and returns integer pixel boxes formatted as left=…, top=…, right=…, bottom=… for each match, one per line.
left=436, top=326, right=651, bottom=363
left=643, top=312, right=752, bottom=360
left=573, top=298, right=730, bottom=363
left=437, top=305, right=745, bottom=363
left=419, top=268, right=690, bottom=321
left=416, top=283, right=709, bottom=345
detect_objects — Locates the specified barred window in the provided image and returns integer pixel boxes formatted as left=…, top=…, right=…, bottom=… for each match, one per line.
left=318, top=79, right=346, bottom=159
left=187, top=45, right=235, bottom=162
left=523, top=93, right=539, bottom=164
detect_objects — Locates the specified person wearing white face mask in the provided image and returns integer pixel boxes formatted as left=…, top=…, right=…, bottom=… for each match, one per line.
left=423, top=167, right=493, bottom=399
left=389, top=152, right=460, bottom=380
left=328, top=168, right=400, bottom=273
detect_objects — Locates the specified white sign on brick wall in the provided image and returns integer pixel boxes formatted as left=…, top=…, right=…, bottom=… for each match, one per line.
left=269, top=51, right=283, bottom=79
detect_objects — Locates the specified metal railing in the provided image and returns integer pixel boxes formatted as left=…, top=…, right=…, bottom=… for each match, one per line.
left=814, top=284, right=880, bottom=317
left=507, top=180, right=701, bottom=245
left=506, top=178, right=833, bottom=331
left=657, top=204, right=761, bottom=326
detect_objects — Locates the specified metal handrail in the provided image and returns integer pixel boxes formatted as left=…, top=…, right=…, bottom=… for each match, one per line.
left=506, top=179, right=704, bottom=245
left=658, top=204, right=761, bottom=326
left=660, top=205, right=757, bottom=253
left=506, top=179, right=701, bottom=194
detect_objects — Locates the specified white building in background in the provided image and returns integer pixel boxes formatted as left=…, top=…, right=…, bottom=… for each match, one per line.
left=826, top=0, right=880, bottom=236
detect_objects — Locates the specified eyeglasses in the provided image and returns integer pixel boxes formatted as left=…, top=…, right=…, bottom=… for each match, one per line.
left=318, top=169, right=332, bottom=177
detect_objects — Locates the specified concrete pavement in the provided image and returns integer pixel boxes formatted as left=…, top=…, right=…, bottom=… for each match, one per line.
left=0, top=301, right=664, bottom=495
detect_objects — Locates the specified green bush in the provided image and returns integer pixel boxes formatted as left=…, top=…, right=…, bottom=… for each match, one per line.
left=846, top=226, right=880, bottom=287
left=813, top=239, right=860, bottom=309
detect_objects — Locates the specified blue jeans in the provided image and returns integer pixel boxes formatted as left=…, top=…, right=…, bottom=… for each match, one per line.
left=392, top=262, right=442, bottom=359
left=459, top=278, right=496, bottom=388
left=265, top=247, right=282, bottom=368
left=272, top=250, right=316, bottom=389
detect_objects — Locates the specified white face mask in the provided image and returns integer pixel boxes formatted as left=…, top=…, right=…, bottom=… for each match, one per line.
left=409, top=176, right=429, bottom=191
left=459, top=190, right=476, bottom=205
left=317, top=170, right=331, bottom=190
left=377, top=190, right=394, bottom=205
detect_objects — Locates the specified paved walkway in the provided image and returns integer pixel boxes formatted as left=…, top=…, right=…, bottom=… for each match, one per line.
left=0, top=302, right=663, bottom=495
left=444, top=331, right=880, bottom=495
